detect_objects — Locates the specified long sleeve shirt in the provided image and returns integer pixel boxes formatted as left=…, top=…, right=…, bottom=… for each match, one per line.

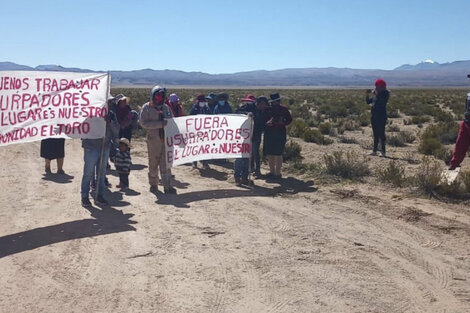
left=115, top=149, right=132, bottom=173
left=366, top=89, right=389, bottom=122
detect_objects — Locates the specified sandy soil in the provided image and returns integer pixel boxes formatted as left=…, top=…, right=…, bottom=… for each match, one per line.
left=1, top=138, right=470, bottom=313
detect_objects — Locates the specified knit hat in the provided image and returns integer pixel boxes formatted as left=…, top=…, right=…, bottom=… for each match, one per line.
left=196, top=94, right=206, bottom=102
left=375, top=79, right=387, bottom=88
left=169, top=93, right=179, bottom=103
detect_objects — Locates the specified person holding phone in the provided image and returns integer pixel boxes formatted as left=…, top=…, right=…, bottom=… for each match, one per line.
left=366, top=79, right=389, bottom=157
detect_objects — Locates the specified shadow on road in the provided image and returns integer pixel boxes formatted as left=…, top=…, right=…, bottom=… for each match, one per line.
left=41, top=172, right=74, bottom=184
left=0, top=207, right=136, bottom=259
left=156, top=176, right=317, bottom=208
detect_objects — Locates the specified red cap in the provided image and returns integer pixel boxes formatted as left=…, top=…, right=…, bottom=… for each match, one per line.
left=375, top=79, right=386, bottom=88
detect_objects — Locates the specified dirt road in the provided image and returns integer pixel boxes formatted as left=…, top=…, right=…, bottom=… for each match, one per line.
left=1, top=139, right=469, bottom=313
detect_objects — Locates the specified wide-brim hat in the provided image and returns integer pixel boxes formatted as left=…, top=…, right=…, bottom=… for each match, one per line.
left=256, top=96, right=269, bottom=104
left=119, top=138, right=131, bottom=148
left=205, top=93, right=217, bottom=101
left=217, top=92, right=229, bottom=100
left=241, top=94, right=256, bottom=102
left=115, top=94, right=128, bottom=103
left=269, top=92, right=282, bottom=102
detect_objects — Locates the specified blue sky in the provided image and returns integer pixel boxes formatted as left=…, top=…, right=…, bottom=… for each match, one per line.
left=2, top=0, right=469, bottom=73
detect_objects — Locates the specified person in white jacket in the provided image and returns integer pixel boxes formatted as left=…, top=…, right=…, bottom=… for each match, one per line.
left=139, top=86, right=177, bottom=194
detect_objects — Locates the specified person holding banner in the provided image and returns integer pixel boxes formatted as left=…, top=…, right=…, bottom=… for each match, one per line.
left=264, top=92, right=292, bottom=179
left=139, top=86, right=177, bottom=194
left=189, top=94, right=212, bottom=169
left=252, top=96, right=269, bottom=177
left=40, top=138, right=66, bottom=174
left=213, top=93, right=233, bottom=114
left=206, top=93, right=218, bottom=113
left=81, top=104, right=120, bottom=207
left=234, top=94, right=257, bottom=186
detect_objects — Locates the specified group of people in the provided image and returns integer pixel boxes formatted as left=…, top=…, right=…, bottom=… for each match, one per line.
left=40, top=77, right=470, bottom=207
left=70, top=86, right=294, bottom=207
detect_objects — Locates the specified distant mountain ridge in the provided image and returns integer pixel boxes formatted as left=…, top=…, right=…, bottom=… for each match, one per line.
left=1, top=60, right=470, bottom=87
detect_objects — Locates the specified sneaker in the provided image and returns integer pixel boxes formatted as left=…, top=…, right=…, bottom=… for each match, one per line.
left=95, top=196, right=109, bottom=206
left=370, top=151, right=377, bottom=156
left=45, top=167, right=52, bottom=174
left=57, top=169, right=65, bottom=175
left=203, top=164, right=210, bottom=170
left=164, top=186, right=177, bottom=194
left=235, top=177, right=242, bottom=186
left=241, top=178, right=254, bottom=186
left=380, top=152, right=386, bottom=158
left=81, top=197, right=92, bottom=208
left=150, top=185, right=159, bottom=193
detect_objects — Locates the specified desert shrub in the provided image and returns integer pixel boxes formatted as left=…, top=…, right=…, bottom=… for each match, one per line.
left=318, top=122, right=332, bottom=135
left=339, top=136, right=358, bottom=144
left=287, top=160, right=323, bottom=176
left=337, top=118, right=362, bottom=133
left=302, top=128, right=323, bottom=143
left=433, top=109, right=454, bottom=123
left=412, top=156, right=442, bottom=194
left=387, top=124, right=401, bottom=132
left=323, top=151, right=370, bottom=179
left=302, top=128, right=333, bottom=145
left=404, top=116, right=431, bottom=125
left=329, top=127, right=339, bottom=137
left=288, top=118, right=309, bottom=138
left=388, top=109, right=401, bottom=118
left=460, top=170, right=470, bottom=193
left=387, top=130, right=415, bottom=147
left=283, top=140, right=302, bottom=162
left=418, top=137, right=443, bottom=155
left=399, top=130, right=416, bottom=143
left=378, top=161, right=408, bottom=187
left=359, top=112, right=370, bottom=126
left=388, top=134, right=406, bottom=147
left=420, top=121, right=459, bottom=145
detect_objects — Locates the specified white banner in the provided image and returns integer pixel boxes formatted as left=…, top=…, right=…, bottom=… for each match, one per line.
left=0, top=71, right=109, bottom=146
left=165, top=114, right=252, bottom=167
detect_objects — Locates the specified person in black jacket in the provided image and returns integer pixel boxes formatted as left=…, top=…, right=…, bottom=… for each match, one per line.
left=366, top=79, right=389, bottom=157
left=189, top=94, right=212, bottom=169
left=234, top=94, right=257, bottom=186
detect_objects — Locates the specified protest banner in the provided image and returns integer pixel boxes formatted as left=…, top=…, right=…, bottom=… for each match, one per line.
left=165, top=114, right=252, bottom=167
left=0, top=71, right=110, bottom=146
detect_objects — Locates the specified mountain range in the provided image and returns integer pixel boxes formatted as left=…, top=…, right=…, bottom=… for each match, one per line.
left=1, top=60, right=470, bottom=87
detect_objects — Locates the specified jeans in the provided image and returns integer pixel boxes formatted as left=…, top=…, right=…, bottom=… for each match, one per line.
left=81, top=147, right=110, bottom=198
left=251, top=136, right=261, bottom=173
left=234, top=158, right=249, bottom=179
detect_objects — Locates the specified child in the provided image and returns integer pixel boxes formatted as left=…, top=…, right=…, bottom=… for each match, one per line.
left=115, top=138, right=132, bottom=189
